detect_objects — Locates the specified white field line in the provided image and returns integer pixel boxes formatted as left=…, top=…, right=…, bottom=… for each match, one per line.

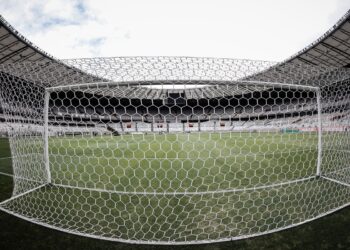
left=0, top=156, right=12, bottom=160
left=74, top=143, right=318, bottom=151
left=50, top=148, right=317, bottom=160
left=321, top=176, right=350, bottom=188
left=53, top=134, right=319, bottom=141
left=0, top=171, right=13, bottom=177
left=0, top=171, right=45, bottom=185
left=323, top=149, right=350, bottom=154
left=324, top=165, right=350, bottom=177
left=101, top=139, right=319, bottom=145
left=0, top=154, right=43, bottom=159
left=0, top=183, right=47, bottom=205
left=54, top=176, right=316, bottom=196
left=0, top=156, right=13, bottom=177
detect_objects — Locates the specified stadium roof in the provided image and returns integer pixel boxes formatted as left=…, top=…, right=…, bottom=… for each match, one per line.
left=0, top=15, right=101, bottom=85
left=0, top=15, right=59, bottom=64
left=0, top=9, right=349, bottom=99
left=1, top=9, right=350, bottom=68
left=282, top=9, right=350, bottom=68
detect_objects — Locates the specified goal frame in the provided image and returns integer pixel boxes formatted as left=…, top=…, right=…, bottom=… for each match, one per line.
left=42, top=80, right=323, bottom=185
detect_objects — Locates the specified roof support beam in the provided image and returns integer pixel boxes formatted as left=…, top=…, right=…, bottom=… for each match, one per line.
left=320, top=41, right=350, bottom=60
left=302, top=52, right=333, bottom=67
left=339, top=27, right=350, bottom=37
left=0, top=32, right=11, bottom=42
left=329, top=35, right=350, bottom=50
left=294, top=57, right=318, bottom=66
left=0, top=45, right=28, bottom=63
left=312, top=47, right=347, bottom=65
left=13, top=50, right=38, bottom=63
left=0, top=40, right=20, bottom=53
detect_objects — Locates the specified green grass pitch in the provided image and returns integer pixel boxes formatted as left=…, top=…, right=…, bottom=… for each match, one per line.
left=1, top=132, right=350, bottom=248
left=49, top=132, right=318, bottom=193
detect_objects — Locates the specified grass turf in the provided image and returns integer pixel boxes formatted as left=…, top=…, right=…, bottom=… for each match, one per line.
left=49, top=132, right=318, bottom=192
left=1, top=135, right=350, bottom=249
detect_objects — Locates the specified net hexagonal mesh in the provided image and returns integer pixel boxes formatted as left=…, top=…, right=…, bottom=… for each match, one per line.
left=0, top=57, right=349, bottom=244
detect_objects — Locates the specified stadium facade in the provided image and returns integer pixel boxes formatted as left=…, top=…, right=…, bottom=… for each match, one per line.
left=0, top=10, right=349, bottom=245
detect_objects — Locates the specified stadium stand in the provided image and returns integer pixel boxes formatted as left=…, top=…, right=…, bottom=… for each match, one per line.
left=1, top=10, right=350, bottom=136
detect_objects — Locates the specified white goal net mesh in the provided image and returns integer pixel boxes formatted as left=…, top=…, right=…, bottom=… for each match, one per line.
left=0, top=57, right=349, bottom=244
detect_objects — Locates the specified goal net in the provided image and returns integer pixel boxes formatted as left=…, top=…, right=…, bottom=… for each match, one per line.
left=0, top=57, right=349, bottom=244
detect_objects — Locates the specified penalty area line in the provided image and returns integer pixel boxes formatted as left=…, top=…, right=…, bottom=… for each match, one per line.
left=0, top=171, right=13, bottom=177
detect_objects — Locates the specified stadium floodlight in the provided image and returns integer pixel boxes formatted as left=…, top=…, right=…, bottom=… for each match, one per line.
left=0, top=57, right=349, bottom=244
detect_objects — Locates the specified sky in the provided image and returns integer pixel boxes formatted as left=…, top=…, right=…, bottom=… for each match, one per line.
left=0, top=0, right=349, bottom=61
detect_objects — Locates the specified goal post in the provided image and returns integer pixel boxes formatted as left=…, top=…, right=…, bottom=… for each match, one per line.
left=44, top=90, right=51, bottom=184
left=316, top=88, right=322, bottom=177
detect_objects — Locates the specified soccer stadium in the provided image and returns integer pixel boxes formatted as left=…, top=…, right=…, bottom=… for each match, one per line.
left=0, top=7, right=350, bottom=247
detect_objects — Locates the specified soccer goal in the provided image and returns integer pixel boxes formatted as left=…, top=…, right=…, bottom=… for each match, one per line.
left=0, top=57, right=349, bottom=244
